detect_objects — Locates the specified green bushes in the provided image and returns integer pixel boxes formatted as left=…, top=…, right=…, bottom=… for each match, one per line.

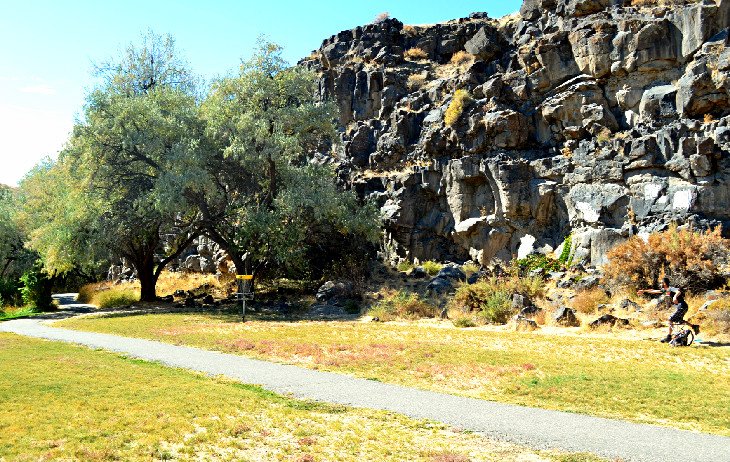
left=369, top=290, right=438, bottom=321
left=516, top=254, right=561, bottom=274
left=444, top=90, right=472, bottom=126
left=448, top=275, right=544, bottom=324
left=0, top=278, right=22, bottom=308
left=19, top=263, right=53, bottom=311
left=421, top=261, right=443, bottom=276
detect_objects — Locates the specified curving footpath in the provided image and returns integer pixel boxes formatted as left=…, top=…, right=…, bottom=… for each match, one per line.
left=2, top=309, right=729, bottom=461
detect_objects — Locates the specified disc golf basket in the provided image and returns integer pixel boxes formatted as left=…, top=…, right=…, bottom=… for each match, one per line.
left=236, top=275, right=254, bottom=322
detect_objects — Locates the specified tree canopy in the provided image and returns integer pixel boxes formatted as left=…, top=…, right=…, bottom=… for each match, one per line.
left=17, top=35, right=380, bottom=301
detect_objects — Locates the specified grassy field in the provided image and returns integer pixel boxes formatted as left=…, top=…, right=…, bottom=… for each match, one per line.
left=58, top=313, right=730, bottom=436
left=0, top=333, right=604, bottom=462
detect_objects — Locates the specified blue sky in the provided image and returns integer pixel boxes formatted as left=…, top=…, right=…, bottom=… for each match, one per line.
left=0, top=0, right=521, bottom=186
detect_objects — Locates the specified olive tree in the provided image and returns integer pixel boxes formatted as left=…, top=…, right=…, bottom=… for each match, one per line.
left=187, top=42, right=379, bottom=279
left=23, top=32, right=204, bottom=301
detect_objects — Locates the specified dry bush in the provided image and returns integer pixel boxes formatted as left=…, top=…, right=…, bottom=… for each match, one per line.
left=373, top=11, right=390, bottom=23
left=695, top=297, right=730, bottom=337
left=449, top=274, right=544, bottom=324
left=604, top=225, right=729, bottom=292
left=571, top=288, right=609, bottom=314
left=704, top=113, right=715, bottom=123
left=444, top=89, right=472, bottom=126
left=402, top=24, right=417, bottom=36
left=368, top=289, right=438, bottom=321
left=449, top=51, right=474, bottom=67
left=404, top=47, right=428, bottom=60
left=407, top=73, right=428, bottom=90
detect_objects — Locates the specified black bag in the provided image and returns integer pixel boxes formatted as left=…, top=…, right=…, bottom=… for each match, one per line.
left=669, top=329, right=691, bottom=347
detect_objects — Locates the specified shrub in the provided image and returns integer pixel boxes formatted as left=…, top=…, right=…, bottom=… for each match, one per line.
left=19, top=263, right=53, bottom=311
left=452, top=316, right=477, bottom=328
left=369, top=290, right=437, bottom=321
left=704, top=113, right=715, bottom=123
left=373, top=11, right=390, bottom=23
left=396, top=260, right=414, bottom=273
left=596, top=128, right=612, bottom=143
left=402, top=25, right=417, bottom=36
left=404, top=47, right=428, bottom=60
left=558, top=234, right=573, bottom=266
left=76, top=283, right=96, bottom=304
left=571, top=288, right=609, bottom=314
left=516, top=254, right=561, bottom=274
left=444, top=89, right=472, bottom=126
left=449, top=51, right=474, bottom=67
left=449, top=275, right=543, bottom=324
left=461, top=262, right=480, bottom=278
left=422, top=261, right=444, bottom=276
left=696, top=297, right=730, bottom=337
left=93, top=288, right=139, bottom=309
left=0, top=278, right=22, bottom=307
left=407, top=73, right=427, bottom=90
left=604, top=225, right=729, bottom=292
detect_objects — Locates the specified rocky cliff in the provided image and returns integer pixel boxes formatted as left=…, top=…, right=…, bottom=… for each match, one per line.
left=300, top=0, right=730, bottom=267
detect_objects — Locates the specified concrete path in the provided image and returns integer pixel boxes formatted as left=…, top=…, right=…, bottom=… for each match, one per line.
left=2, top=308, right=729, bottom=461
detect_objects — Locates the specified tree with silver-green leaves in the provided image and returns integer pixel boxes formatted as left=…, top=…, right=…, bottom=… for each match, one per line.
left=23, top=32, right=204, bottom=301
left=187, top=41, right=380, bottom=279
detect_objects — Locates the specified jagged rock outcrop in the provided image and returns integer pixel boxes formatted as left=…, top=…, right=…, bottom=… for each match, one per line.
left=301, top=1, right=730, bottom=267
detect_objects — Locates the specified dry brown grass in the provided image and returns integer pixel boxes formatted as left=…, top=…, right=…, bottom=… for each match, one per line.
left=407, top=73, right=428, bottom=90
left=404, top=47, right=429, bottom=61
left=571, top=288, right=610, bottom=314
left=450, top=51, right=474, bottom=67
left=402, top=24, right=418, bottom=36
left=444, top=89, right=472, bottom=126
left=77, top=272, right=224, bottom=307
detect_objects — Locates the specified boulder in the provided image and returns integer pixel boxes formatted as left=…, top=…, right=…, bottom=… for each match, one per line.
left=426, top=277, right=454, bottom=296
left=619, top=298, right=642, bottom=312
left=463, top=26, right=501, bottom=61
left=436, top=266, right=467, bottom=282
left=316, top=281, right=355, bottom=302
left=554, top=306, right=580, bottom=327
left=589, top=314, right=630, bottom=329
left=515, top=315, right=540, bottom=331
left=519, top=305, right=543, bottom=319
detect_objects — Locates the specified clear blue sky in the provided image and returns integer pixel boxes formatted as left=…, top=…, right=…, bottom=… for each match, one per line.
left=0, top=0, right=522, bottom=186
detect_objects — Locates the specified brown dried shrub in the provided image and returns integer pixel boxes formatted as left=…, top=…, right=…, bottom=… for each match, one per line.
left=604, top=225, right=729, bottom=292
left=404, top=47, right=428, bottom=60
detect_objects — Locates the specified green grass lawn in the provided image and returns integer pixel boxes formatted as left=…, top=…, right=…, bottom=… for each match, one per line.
left=58, top=312, right=730, bottom=436
left=0, top=333, right=605, bottom=462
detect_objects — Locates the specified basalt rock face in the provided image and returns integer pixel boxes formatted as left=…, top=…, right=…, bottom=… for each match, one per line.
left=301, top=1, right=730, bottom=267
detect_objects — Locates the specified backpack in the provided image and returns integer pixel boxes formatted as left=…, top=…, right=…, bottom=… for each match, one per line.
left=669, top=329, right=691, bottom=347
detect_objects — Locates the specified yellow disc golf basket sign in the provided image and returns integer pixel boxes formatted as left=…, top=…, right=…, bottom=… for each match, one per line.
left=236, top=275, right=254, bottom=321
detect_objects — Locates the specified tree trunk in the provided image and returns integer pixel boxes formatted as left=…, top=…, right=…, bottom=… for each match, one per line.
left=137, top=257, right=158, bottom=302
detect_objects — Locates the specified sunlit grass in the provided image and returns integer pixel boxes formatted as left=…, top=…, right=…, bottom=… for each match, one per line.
left=58, top=313, right=730, bottom=436
left=0, top=306, right=37, bottom=321
left=77, top=272, right=224, bottom=307
left=0, top=333, right=602, bottom=461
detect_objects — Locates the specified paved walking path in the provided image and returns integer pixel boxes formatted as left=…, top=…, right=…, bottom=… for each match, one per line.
left=2, top=302, right=729, bottom=461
